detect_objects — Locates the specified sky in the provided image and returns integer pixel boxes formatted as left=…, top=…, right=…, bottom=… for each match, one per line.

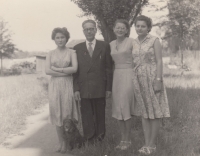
left=0, top=0, right=167, bottom=52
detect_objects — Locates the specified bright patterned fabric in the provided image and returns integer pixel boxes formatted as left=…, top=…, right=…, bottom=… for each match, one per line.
left=132, top=34, right=170, bottom=119
left=48, top=48, right=78, bottom=126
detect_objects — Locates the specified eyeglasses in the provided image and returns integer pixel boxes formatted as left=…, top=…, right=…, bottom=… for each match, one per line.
left=83, top=28, right=96, bottom=32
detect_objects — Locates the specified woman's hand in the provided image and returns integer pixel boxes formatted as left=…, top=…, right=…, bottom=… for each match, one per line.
left=153, top=79, right=162, bottom=93
left=51, top=66, right=59, bottom=71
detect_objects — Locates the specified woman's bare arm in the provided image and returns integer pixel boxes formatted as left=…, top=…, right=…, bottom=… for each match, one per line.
left=51, top=51, right=78, bottom=74
left=45, top=53, right=68, bottom=77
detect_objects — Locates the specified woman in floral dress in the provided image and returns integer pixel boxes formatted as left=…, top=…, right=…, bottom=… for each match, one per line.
left=45, top=27, right=78, bottom=153
left=132, top=15, right=170, bottom=155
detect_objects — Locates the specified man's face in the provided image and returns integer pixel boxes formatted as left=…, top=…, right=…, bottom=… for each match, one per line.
left=83, top=22, right=97, bottom=42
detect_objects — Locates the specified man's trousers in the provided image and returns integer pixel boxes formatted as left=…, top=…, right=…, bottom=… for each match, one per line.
left=80, top=98, right=106, bottom=141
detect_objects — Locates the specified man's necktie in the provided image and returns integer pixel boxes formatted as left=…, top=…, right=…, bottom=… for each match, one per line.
left=88, top=42, right=93, bottom=57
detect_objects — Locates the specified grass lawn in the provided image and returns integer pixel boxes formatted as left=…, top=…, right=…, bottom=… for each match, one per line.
left=71, top=88, right=200, bottom=156
left=1, top=54, right=200, bottom=156
left=71, top=56, right=200, bottom=156
left=0, top=74, right=48, bottom=144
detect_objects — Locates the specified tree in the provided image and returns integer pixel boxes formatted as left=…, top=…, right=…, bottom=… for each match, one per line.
left=159, top=0, right=200, bottom=66
left=0, top=19, right=15, bottom=75
left=169, top=0, right=200, bottom=66
left=71, top=0, right=148, bottom=42
left=189, top=0, right=200, bottom=51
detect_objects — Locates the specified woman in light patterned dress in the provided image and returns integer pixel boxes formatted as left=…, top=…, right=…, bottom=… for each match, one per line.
left=110, top=19, right=135, bottom=150
left=132, top=15, right=170, bottom=155
left=45, top=27, right=78, bottom=153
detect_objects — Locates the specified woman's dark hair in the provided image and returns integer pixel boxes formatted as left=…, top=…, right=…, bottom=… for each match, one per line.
left=114, top=19, right=130, bottom=37
left=51, top=27, right=70, bottom=41
left=134, top=15, right=152, bottom=32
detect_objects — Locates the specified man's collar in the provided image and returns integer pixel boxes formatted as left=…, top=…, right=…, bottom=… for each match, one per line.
left=86, top=39, right=96, bottom=45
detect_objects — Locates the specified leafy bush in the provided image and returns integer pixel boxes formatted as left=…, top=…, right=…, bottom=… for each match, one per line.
left=19, top=61, right=36, bottom=74
left=19, top=61, right=36, bottom=70
left=10, top=64, right=22, bottom=75
left=4, top=61, right=36, bottom=76
left=1, top=69, right=13, bottom=76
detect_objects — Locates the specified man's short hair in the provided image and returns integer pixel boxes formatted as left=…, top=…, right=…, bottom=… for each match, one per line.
left=82, top=19, right=96, bottom=28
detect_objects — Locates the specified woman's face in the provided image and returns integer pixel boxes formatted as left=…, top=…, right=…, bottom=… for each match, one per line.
left=135, top=20, right=149, bottom=36
left=54, top=32, right=67, bottom=47
left=113, top=22, right=128, bottom=38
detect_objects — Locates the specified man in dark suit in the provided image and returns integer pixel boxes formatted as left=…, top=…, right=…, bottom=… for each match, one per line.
left=73, top=19, right=113, bottom=142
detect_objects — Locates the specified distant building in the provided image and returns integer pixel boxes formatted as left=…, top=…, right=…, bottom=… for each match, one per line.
left=35, top=39, right=86, bottom=74
left=66, top=39, right=85, bottom=48
left=35, top=54, right=47, bottom=74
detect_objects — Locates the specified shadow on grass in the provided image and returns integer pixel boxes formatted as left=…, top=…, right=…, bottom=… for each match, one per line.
left=2, top=112, right=74, bottom=156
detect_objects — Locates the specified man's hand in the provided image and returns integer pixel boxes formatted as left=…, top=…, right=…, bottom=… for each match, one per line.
left=74, top=91, right=81, bottom=101
left=106, top=91, right=112, bottom=98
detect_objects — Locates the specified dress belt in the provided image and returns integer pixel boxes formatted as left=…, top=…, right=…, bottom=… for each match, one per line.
left=115, top=64, right=132, bottom=69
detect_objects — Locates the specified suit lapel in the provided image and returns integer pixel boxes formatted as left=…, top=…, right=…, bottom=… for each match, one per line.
left=88, top=40, right=102, bottom=72
left=80, top=42, right=92, bottom=63
left=91, top=40, right=102, bottom=60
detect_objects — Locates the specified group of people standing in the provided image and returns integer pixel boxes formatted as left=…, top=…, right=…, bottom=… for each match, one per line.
left=45, top=15, right=170, bottom=155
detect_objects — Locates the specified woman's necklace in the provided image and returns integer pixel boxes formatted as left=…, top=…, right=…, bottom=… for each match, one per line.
left=138, top=34, right=148, bottom=43
left=57, top=47, right=68, bottom=61
left=116, top=37, right=126, bottom=51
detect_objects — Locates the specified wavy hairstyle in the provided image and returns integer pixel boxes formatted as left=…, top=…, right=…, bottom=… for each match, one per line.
left=134, top=15, right=152, bottom=32
left=113, top=19, right=130, bottom=37
left=51, top=27, right=70, bottom=42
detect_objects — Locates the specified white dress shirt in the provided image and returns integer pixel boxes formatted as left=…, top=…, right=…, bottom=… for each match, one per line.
left=86, top=39, right=96, bottom=51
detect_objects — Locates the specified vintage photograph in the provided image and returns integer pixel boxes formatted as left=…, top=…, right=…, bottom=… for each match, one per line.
left=0, top=0, right=200, bottom=156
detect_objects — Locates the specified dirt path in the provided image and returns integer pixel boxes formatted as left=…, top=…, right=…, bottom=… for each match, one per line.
left=0, top=104, right=75, bottom=156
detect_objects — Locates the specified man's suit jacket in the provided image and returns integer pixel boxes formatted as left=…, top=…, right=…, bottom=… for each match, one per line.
left=73, top=40, right=113, bottom=98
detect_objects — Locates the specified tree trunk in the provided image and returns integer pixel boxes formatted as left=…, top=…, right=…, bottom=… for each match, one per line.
left=179, top=19, right=184, bottom=68
left=129, top=0, right=144, bottom=27
left=98, top=19, right=116, bottom=43
left=181, top=48, right=183, bottom=67
left=198, top=28, right=200, bottom=50
left=102, top=28, right=116, bottom=43
left=0, top=54, right=3, bottom=76
left=198, top=29, right=200, bottom=60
